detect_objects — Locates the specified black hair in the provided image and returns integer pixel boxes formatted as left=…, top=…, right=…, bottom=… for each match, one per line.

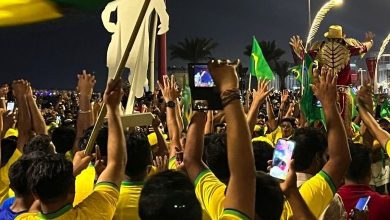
left=281, top=117, right=297, bottom=128
left=346, top=142, right=371, bottom=183
left=78, top=125, right=108, bottom=157
left=27, top=154, right=74, bottom=204
left=125, top=131, right=152, bottom=177
left=9, top=151, right=46, bottom=196
left=253, top=141, right=274, bottom=172
left=291, top=127, right=327, bottom=172
left=51, top=126, right=76, bottom=154
left=204, top=133, right=229, bottom=182
left=0, top=137, right=17, bottom=167
left=139, top=170, right=201, bottom=220
left=255, top=172, right=284, bottom=220
left=24, top=135, right=55, bottom=155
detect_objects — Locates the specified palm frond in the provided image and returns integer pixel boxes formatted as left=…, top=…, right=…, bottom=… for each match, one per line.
left=305, top=0, right=338, bottom=50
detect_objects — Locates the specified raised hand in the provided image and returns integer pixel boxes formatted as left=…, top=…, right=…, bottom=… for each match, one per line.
left=104, top=78, right=123, bottom=111
left=281, top=89, right=289, bottom=103
left=158, top=75, right=180, bottom=102
left=77, top=70, right=96, bottom=97
left=364, top=32, right=375, bottom=42
left=310, top=67, right=338, bottom=109
left=0, top=84, right=9, bottom=98
left=357, top=84, right=373, bottom=111
left=12, top=80, right=29, bottom=98
left=253, top=79, right=273, bottom=104
left=153, top=155, right=168, bottom=172
left=2, top=110, right=16, bottom=130
left=207, top=59, right=240, bottom=93
left=289, top=35, right=304, bottom=56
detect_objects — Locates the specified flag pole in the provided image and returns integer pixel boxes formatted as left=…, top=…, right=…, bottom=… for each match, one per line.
left=84, top=0, right=152, bottom=155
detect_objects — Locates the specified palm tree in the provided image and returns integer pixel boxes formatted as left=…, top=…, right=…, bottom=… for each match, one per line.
left=274, top=61, right=291, bottom=90
left=169, top=37, right=218, bottom=63
left=244, top=40, right=285, bottom=69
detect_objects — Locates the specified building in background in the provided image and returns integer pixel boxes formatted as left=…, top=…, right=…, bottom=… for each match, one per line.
left=377, top=54, right=390, bottom=91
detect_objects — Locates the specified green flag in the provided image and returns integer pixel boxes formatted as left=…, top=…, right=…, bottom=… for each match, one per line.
left=249, top=37, right=274, bottom=80
left=299, top=54, right=326, bottom=127
left=381, top=98, right=390, bottom=118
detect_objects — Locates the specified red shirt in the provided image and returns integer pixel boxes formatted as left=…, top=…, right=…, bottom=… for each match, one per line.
left=338, top=184, right=390, bottom=220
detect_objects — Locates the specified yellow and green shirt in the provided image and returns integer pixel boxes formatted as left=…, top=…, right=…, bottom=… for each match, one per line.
left=281, top=170, right=336, bottom=220
left=194, top=169, right=250, bottom=220
left=73, top=164, right=96, bottom=206
left=16, top=182, right=119, bottom=220
left=265, top=127, right=283, bottom=146
left=113, top=181, right=143, bottom=220
left=0, top=149, right=22, bottom=204
left=168, top=156, right=177, bottom=170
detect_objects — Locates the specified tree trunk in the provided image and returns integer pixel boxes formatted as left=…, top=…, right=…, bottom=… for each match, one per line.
left=280, top=75, right=287, bottom=90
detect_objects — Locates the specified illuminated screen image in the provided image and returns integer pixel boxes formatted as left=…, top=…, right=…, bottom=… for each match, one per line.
left=270, top=139, right=295, bottom=180
left=193, top=65, right=215, bottom=88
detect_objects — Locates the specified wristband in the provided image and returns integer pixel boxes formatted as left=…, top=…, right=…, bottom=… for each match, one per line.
left=220, top=89, right=241, bottom=108
left=79, top=109, right=92, bottom=114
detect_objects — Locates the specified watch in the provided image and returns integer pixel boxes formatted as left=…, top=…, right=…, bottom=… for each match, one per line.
left=167, top=100, right=176, bottom=108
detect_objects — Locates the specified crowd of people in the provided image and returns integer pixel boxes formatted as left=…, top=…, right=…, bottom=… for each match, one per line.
left=0, top=60, right=390, bottom=220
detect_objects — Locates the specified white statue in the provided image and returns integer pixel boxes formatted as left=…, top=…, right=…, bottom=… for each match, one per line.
left=102, top=0, right=169, bottom=114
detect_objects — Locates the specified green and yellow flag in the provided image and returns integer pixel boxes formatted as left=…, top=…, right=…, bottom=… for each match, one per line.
left=249, top=36, right=274, bottom=80
left=0, top=0, right=62, bottom=27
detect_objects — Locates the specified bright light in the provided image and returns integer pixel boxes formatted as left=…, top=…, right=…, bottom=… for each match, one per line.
left=334, top=0, right=343, bottom=6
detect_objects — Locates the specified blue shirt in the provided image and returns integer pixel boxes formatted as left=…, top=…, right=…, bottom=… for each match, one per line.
left=0, top=197, right=27, bottom=220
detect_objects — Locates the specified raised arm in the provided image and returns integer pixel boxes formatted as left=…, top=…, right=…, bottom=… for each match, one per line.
left=357, top=84, right=390, bottom=149
left=277, top=90, right=289, bottom=123
left=247, top=79, right=272, bottom=135
left=362, top=32, right=374, bottom=52
left=158, top=75, right=182, bottom=159
left=96, top=78, right=127, bottom=187
left=208, top=60, right=255, bottom=218
left=0, top=84, right=8, bottom=109
left=266, top=97, right=277, bottom=131
left=280, top=160, right=316, bottom=220
left=183, top=111, right=208, bottom=181
left=26, top=82, right=47, bottom=135
left=311, top=67, right=351, bottom=188
left=74, top=71, right=96, bottom=153
left=12, top=80, right=32, bottom=152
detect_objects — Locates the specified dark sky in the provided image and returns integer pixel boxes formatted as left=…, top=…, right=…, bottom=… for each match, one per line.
left=0, top=0, right=389, bottom=91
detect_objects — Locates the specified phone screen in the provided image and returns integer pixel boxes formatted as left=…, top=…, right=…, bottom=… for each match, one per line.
left=6, top=102, right=15, bottom=111
left=270, top=139, right=296, bottom=180
left=355, top=196, right=370, bottom=211
left=193, top=65, right=215, bottom=88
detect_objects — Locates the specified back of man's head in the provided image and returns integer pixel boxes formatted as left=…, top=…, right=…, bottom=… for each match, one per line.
left=27, top=154, right=74, bottom=204
left=291, top=127, right=327, bottom=172
left=24, top=135, right=55, bottom=155
left=51, top=126, right=76, bottom=154
left=9, top=151, right=46, bottom=197
left=125, top=131, right=152, bottom=178
left=1, top=137, right=17, bottom=167
left=139, top=170, right=201, bottom=220
left=253, top=141, right=274, bottom=172
left=204, top=133, right=229, bottom=182
left=346, top=142, right=371, bottom=183
left=255, top=172, right=284, bottom=220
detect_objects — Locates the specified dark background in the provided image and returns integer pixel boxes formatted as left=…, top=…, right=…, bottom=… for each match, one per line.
left=0, top=0, right=388, bottom=91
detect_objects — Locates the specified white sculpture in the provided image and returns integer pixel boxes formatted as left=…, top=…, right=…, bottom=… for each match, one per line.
left=102, top=0, right=169, bottom=114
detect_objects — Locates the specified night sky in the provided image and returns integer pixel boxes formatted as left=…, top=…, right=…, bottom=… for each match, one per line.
left=0, top=0, right=389, bottom=91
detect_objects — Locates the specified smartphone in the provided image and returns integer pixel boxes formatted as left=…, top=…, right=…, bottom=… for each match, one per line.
left=270, top=139, right=296, bottom=180
left=188, top=63, right=223, bottom=110
left=6, top=101, right=15, bottom=112
left=355, top=196, right=370, bottom=211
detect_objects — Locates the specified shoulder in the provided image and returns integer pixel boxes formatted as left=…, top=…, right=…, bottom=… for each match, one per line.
left=345, top=38, right=363, bottom=48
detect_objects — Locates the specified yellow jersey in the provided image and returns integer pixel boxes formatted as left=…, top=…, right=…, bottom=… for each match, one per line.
left=113, top=181, right=143, bottom=220
left=265, top=127, right=283, bottom=146
left=73, top=164, right=96, bottom=206
left=16, top=182, right=119, bottom=220
left=280, top=170, right=336, bottom=220
left=0, top=149, right=22, bottom=204
left=385, top=140, right=390, bottom=155
left=168, top=156, right=177, bottom=170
